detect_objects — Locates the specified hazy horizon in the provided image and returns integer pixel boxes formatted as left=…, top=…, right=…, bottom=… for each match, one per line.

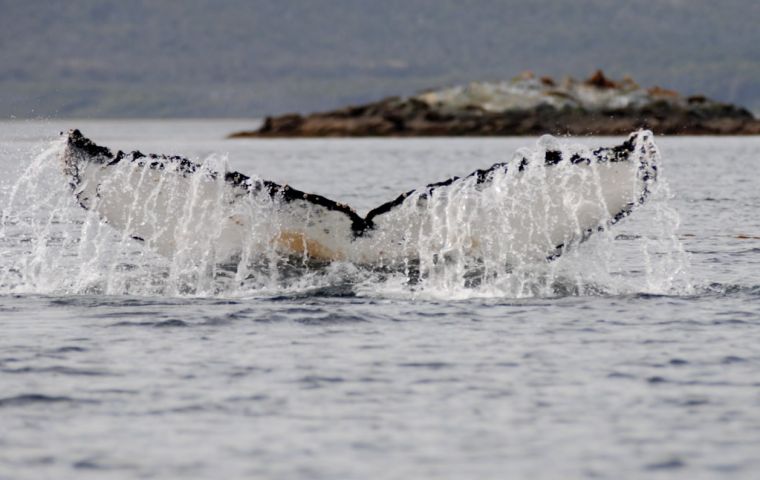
left=2, top=0, right=758, bottom=118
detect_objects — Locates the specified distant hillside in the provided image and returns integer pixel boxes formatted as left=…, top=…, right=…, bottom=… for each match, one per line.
left=1, top=0, right=758, bottom=118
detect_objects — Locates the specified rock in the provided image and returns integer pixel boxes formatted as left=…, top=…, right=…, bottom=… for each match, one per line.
left=585, top=69, right=618, bottom=89
left=229, top=70, right=760, bottom=137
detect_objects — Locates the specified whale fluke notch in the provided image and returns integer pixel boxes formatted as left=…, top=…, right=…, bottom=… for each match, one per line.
left=61, top=129, right=657, bottom=266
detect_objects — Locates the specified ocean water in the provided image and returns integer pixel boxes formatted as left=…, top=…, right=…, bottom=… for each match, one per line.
left=1, top=120, right=759, bottom=479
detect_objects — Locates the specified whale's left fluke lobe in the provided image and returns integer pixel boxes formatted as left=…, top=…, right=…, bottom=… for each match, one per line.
left=60, top=129, right=658, bottom=268
left=62, top=128, right=374, bottom=261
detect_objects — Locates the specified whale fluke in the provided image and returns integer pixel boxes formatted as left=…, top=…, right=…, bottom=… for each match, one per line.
left=61, top=129, right=658, bottom=268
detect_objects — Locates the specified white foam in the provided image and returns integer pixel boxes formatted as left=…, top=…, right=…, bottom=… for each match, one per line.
left=0, top=135, right=690, bottom=298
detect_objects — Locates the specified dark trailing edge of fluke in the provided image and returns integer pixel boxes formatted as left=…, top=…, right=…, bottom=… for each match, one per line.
left=63, top=129, right=654, bottom=253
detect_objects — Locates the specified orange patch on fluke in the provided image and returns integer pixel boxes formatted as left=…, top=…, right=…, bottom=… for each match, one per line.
left=276, top=231, right=340, bottom=261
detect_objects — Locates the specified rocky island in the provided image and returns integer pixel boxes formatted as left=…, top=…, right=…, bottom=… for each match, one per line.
left=230, top=71, right=760, bottom=137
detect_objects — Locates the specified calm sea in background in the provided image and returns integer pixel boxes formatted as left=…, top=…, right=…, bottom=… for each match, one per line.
left=1, top=120, right=760, bottom=479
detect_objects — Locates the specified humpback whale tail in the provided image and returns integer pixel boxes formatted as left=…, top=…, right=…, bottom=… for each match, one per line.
left=61, top=130, right=658, bottom=274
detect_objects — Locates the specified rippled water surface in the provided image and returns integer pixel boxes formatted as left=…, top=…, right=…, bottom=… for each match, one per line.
left=1, top=120, right=760, bottom=479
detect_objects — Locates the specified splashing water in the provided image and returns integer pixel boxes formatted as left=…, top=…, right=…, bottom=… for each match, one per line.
left=0, top=135, right=690, bottom=299
left=370, top=135, right=690, bottom=299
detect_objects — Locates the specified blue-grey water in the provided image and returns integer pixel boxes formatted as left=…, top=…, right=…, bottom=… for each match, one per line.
left=1, top=120, right=759, bottom=479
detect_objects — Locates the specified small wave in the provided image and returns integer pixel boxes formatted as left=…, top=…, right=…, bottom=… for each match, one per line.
left=645, top=458, right=687, bottom=471
left=1, top=366, right=111, bottom=376
left=699, top=283, right=760, bottom=297
left=292, top=313, right=369, bottom=325
left=266, top=282, right=358, bottom=300
left=52, top=345, right=88, bottom=353
left=398, top=361, right=453, bottom=370
left=0, top=393, right=96, bottom=407
left=109, top=318, right=189, bottom=328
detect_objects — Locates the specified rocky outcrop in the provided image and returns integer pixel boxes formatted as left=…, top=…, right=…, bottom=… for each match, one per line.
left=229, top=71, right=760, bottom=137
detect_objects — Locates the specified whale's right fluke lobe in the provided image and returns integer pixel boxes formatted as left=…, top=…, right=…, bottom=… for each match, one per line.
left=361, top=130, right=657, bottom=265
left=60, top=129, right=658, bottom=268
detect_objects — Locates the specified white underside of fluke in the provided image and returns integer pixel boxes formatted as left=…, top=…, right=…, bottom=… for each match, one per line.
left=62, top=131, right=658, bottom=269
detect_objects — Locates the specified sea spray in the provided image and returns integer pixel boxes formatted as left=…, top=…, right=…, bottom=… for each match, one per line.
left=0, top=134, right=689, bottom=298
left=371, top=132, right=690, bottom=299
